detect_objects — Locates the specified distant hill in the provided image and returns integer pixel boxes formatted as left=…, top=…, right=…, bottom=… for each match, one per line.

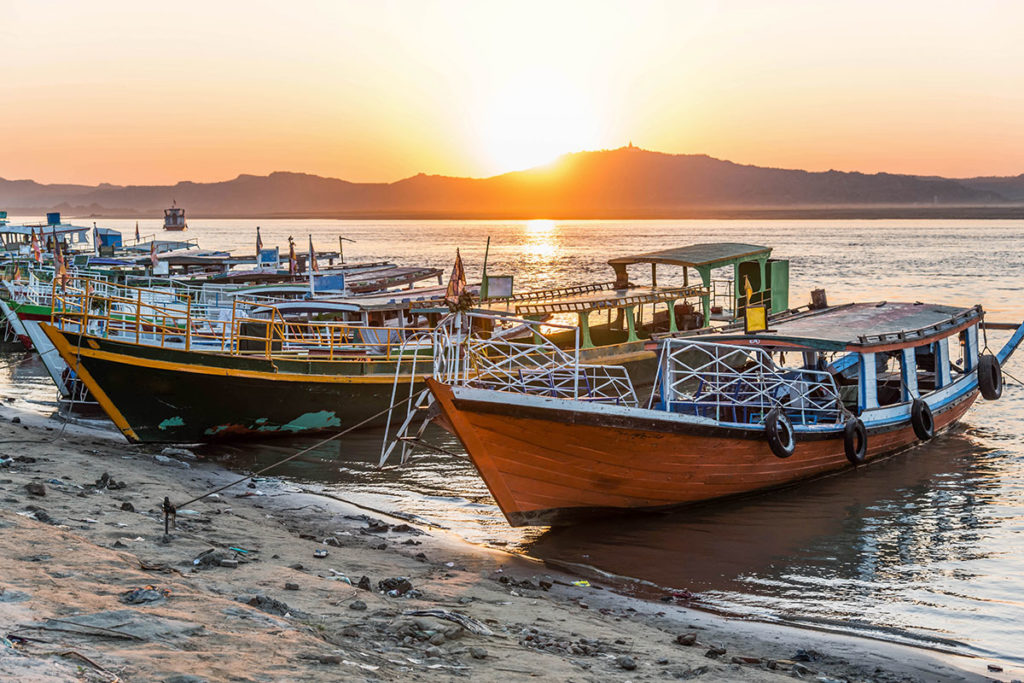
left=1, top=147, right=1018, bottom=218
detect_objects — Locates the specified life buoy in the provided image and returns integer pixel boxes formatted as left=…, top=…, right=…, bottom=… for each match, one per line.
left=766, top=407, right=795, bottom=459
left=844, top=418, right=867, bottom=465
left=910, top=398, right=934, bottom=441
left=978, top=354, right=1002, bottom=401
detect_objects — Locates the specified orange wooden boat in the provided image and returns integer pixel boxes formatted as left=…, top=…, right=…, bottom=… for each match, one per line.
left=425, top=304, right=1024, bottom=526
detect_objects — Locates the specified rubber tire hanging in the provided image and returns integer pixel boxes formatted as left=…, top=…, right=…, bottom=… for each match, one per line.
left=910, top=398, right=934, bottom=441
left=766, top=407, right=796, bottom=459
left=844, top=418, right=867, bottom=465
left=978, top=354, right=1002, bottom=401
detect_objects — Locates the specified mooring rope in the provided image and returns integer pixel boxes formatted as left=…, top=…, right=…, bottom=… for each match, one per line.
left=162, top=393, right=417, bottom=535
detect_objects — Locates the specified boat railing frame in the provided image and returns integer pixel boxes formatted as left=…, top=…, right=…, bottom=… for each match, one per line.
left=48, top=276, right=427, bottom=361
left=655, top=338, right=844, bottom=427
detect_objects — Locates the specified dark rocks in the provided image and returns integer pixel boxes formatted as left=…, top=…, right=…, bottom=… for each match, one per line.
left=194, top=550, right=230, bottom=568
left=364, top=520, right=389, bottom=533
left=238, top=594, right=304, bottom=618
left=988, top=664, right=1003, bottom=672
left=24, top=482, right=45, bottom=497
left=539, top=579, right=553, bottom=591
left=349, top=600, right=367, bottom=611
left=616, top=655, right=637, bottom=671
left=318, top=655, right=342, bottom=665
left=11, top=416, right=20, bottom=424
left=120, top=501, right=135, bottom=512
left=163, top=676, right=207, bottom=683
left=469, top=646, right=488, bottom=660
left=96, top=472, right=127, bottom=490
left=428, top=632, right=445, bottom=645
left=219, top=559, right=238, bottom=569
left=705, top=645, right=727, bottom=658
left=378, top=577, right=413, bottom=595
left=425, top=645, right=442, bottom=658
left=284, top=582, right=300, bottom=591
left=676, top=632, right=697, bottom=646
left=357, top=576, right=371, bottom=591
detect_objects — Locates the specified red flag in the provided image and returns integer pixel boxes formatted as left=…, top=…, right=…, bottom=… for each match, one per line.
left=444, top=249, right=468, bottom=308
left=308, top=235, right=320, bottom=273
left=30, top=228, right=42, bottom=264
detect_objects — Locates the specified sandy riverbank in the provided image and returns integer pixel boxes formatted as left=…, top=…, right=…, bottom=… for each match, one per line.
left=0, top=406, right=1006, bottom=683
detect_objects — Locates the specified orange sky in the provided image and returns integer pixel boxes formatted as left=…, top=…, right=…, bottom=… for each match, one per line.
left=2, top=1, right=1022, bottom=185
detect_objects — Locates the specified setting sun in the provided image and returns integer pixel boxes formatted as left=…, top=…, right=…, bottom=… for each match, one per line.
left=473, top=74, right=601, bottom=173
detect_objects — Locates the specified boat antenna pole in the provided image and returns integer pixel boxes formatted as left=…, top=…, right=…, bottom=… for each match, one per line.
left=338, top=236, right=355, bottom=265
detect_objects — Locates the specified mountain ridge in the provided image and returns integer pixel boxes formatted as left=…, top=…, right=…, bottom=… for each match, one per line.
left=1, top=147, right=1019, bottom=218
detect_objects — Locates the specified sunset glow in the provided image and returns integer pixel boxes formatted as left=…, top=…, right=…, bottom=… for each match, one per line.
left=2, top=1, right=1022, bottom=184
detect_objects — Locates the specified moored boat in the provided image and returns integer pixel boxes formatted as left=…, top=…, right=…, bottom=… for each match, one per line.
left=422, top=304, right=1024, bottom=526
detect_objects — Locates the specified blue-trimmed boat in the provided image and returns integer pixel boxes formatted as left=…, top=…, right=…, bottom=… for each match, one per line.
left=425, top=303, right=1024, bottom=526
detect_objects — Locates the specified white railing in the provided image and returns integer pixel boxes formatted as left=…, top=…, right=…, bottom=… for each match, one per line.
left=431, top=312, right=638, bottom=406
left=655, top=339, right=843, bottom=426
left=379, top=311, right=638, bottom=466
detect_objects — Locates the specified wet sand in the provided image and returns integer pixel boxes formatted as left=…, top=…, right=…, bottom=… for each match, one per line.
left=0, top=406, right=1002, bottom=682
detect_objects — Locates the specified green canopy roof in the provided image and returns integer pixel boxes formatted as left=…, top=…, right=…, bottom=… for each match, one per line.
left=608, top=243, right=771, bottom=269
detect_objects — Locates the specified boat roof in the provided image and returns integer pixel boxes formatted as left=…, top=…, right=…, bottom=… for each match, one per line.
left=608, top=243, right=771, bottom=270
left=511, top=284, right=707, bottom=316
left=709, top=301, right=982, bottom=351
left=1, top=224, right=91, bottom=237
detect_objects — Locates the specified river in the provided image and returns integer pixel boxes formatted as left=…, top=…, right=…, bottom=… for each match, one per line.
left=3, top=217, right=1023, bottom=667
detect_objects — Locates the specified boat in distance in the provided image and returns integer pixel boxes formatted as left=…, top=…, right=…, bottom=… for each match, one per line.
left=422, top=303, right=1024, bottom=526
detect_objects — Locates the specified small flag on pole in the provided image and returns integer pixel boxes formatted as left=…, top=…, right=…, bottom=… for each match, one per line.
left=30, top=228, right=42, bottom=264
left=52, top=228, right=68, bottom=289
left=288, top=236, right=297, bottom=276
left=444, top=249, right=468, bottom=310
left=256, top=225, right=263, bottom=253
left=308, top=235, right=320, bottom=273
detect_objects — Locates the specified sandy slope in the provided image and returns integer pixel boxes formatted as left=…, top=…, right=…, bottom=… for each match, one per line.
left=0, top=408, right=1002, bottom=683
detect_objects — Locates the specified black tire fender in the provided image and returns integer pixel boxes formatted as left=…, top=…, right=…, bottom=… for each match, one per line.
left=910, top=398, right=934, bottom=441
left=766, top=407, right=796, bottom=459
left=978, top=353, right=1003, bottom=401
left=844, top=418, right=867, bottom=465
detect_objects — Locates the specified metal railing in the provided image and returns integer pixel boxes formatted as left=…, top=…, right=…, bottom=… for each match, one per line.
left=654, top=339, right=843, bottom=426
left=48, top=276, right=427, bottom=361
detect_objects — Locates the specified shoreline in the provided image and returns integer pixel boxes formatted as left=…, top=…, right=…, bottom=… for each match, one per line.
left=0, top=405, right=1011, bottom=682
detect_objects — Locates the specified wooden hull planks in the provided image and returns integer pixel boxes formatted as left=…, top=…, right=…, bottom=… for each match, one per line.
left=426, top=379, right=978, bottom=526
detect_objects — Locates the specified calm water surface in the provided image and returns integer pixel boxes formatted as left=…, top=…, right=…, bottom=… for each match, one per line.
left=5, top=218, right=1023, bottom=666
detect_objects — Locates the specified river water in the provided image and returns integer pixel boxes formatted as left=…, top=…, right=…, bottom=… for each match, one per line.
left=4, top=218, right=1023, bottom=667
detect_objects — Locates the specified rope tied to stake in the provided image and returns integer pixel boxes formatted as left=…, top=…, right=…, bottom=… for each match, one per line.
left=160, top=394, right=415, bottom=541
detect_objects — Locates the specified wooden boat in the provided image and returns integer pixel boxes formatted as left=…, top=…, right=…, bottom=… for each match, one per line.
left=424, top=304, right=1024, bottom=526
left=37, top=277, right=447, bottom=442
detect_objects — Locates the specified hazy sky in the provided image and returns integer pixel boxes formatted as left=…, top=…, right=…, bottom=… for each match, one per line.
left=2, top=1, right=1022, bottom=185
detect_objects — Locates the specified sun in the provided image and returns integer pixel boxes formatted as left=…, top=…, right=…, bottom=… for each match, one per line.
left=476, top=75, right=600, bottom=173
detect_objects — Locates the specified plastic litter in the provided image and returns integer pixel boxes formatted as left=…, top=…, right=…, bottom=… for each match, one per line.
left=313, top=549, right=329, bottom=558
left=572, top=580, right=591, bottom=587
left=120, top=585, right=171, bottom=604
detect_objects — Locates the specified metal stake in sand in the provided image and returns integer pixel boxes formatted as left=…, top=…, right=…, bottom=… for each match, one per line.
left=157, top=395, right=413, bottom=544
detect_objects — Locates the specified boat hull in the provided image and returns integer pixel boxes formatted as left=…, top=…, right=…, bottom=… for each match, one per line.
left=41, top=323, right=424, bottom=443
left=426, top=379, right=978, bottom=526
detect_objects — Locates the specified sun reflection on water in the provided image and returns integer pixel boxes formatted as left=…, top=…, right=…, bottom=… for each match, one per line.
left=522, top=219, right=558, bottom=258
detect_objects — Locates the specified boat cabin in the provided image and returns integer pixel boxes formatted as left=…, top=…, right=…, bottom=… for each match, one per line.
left=656, top=302, right=989, bottom=427
left=163, top=202, right=187, bottom=231
left=609, top=243, right=789, bottom=323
